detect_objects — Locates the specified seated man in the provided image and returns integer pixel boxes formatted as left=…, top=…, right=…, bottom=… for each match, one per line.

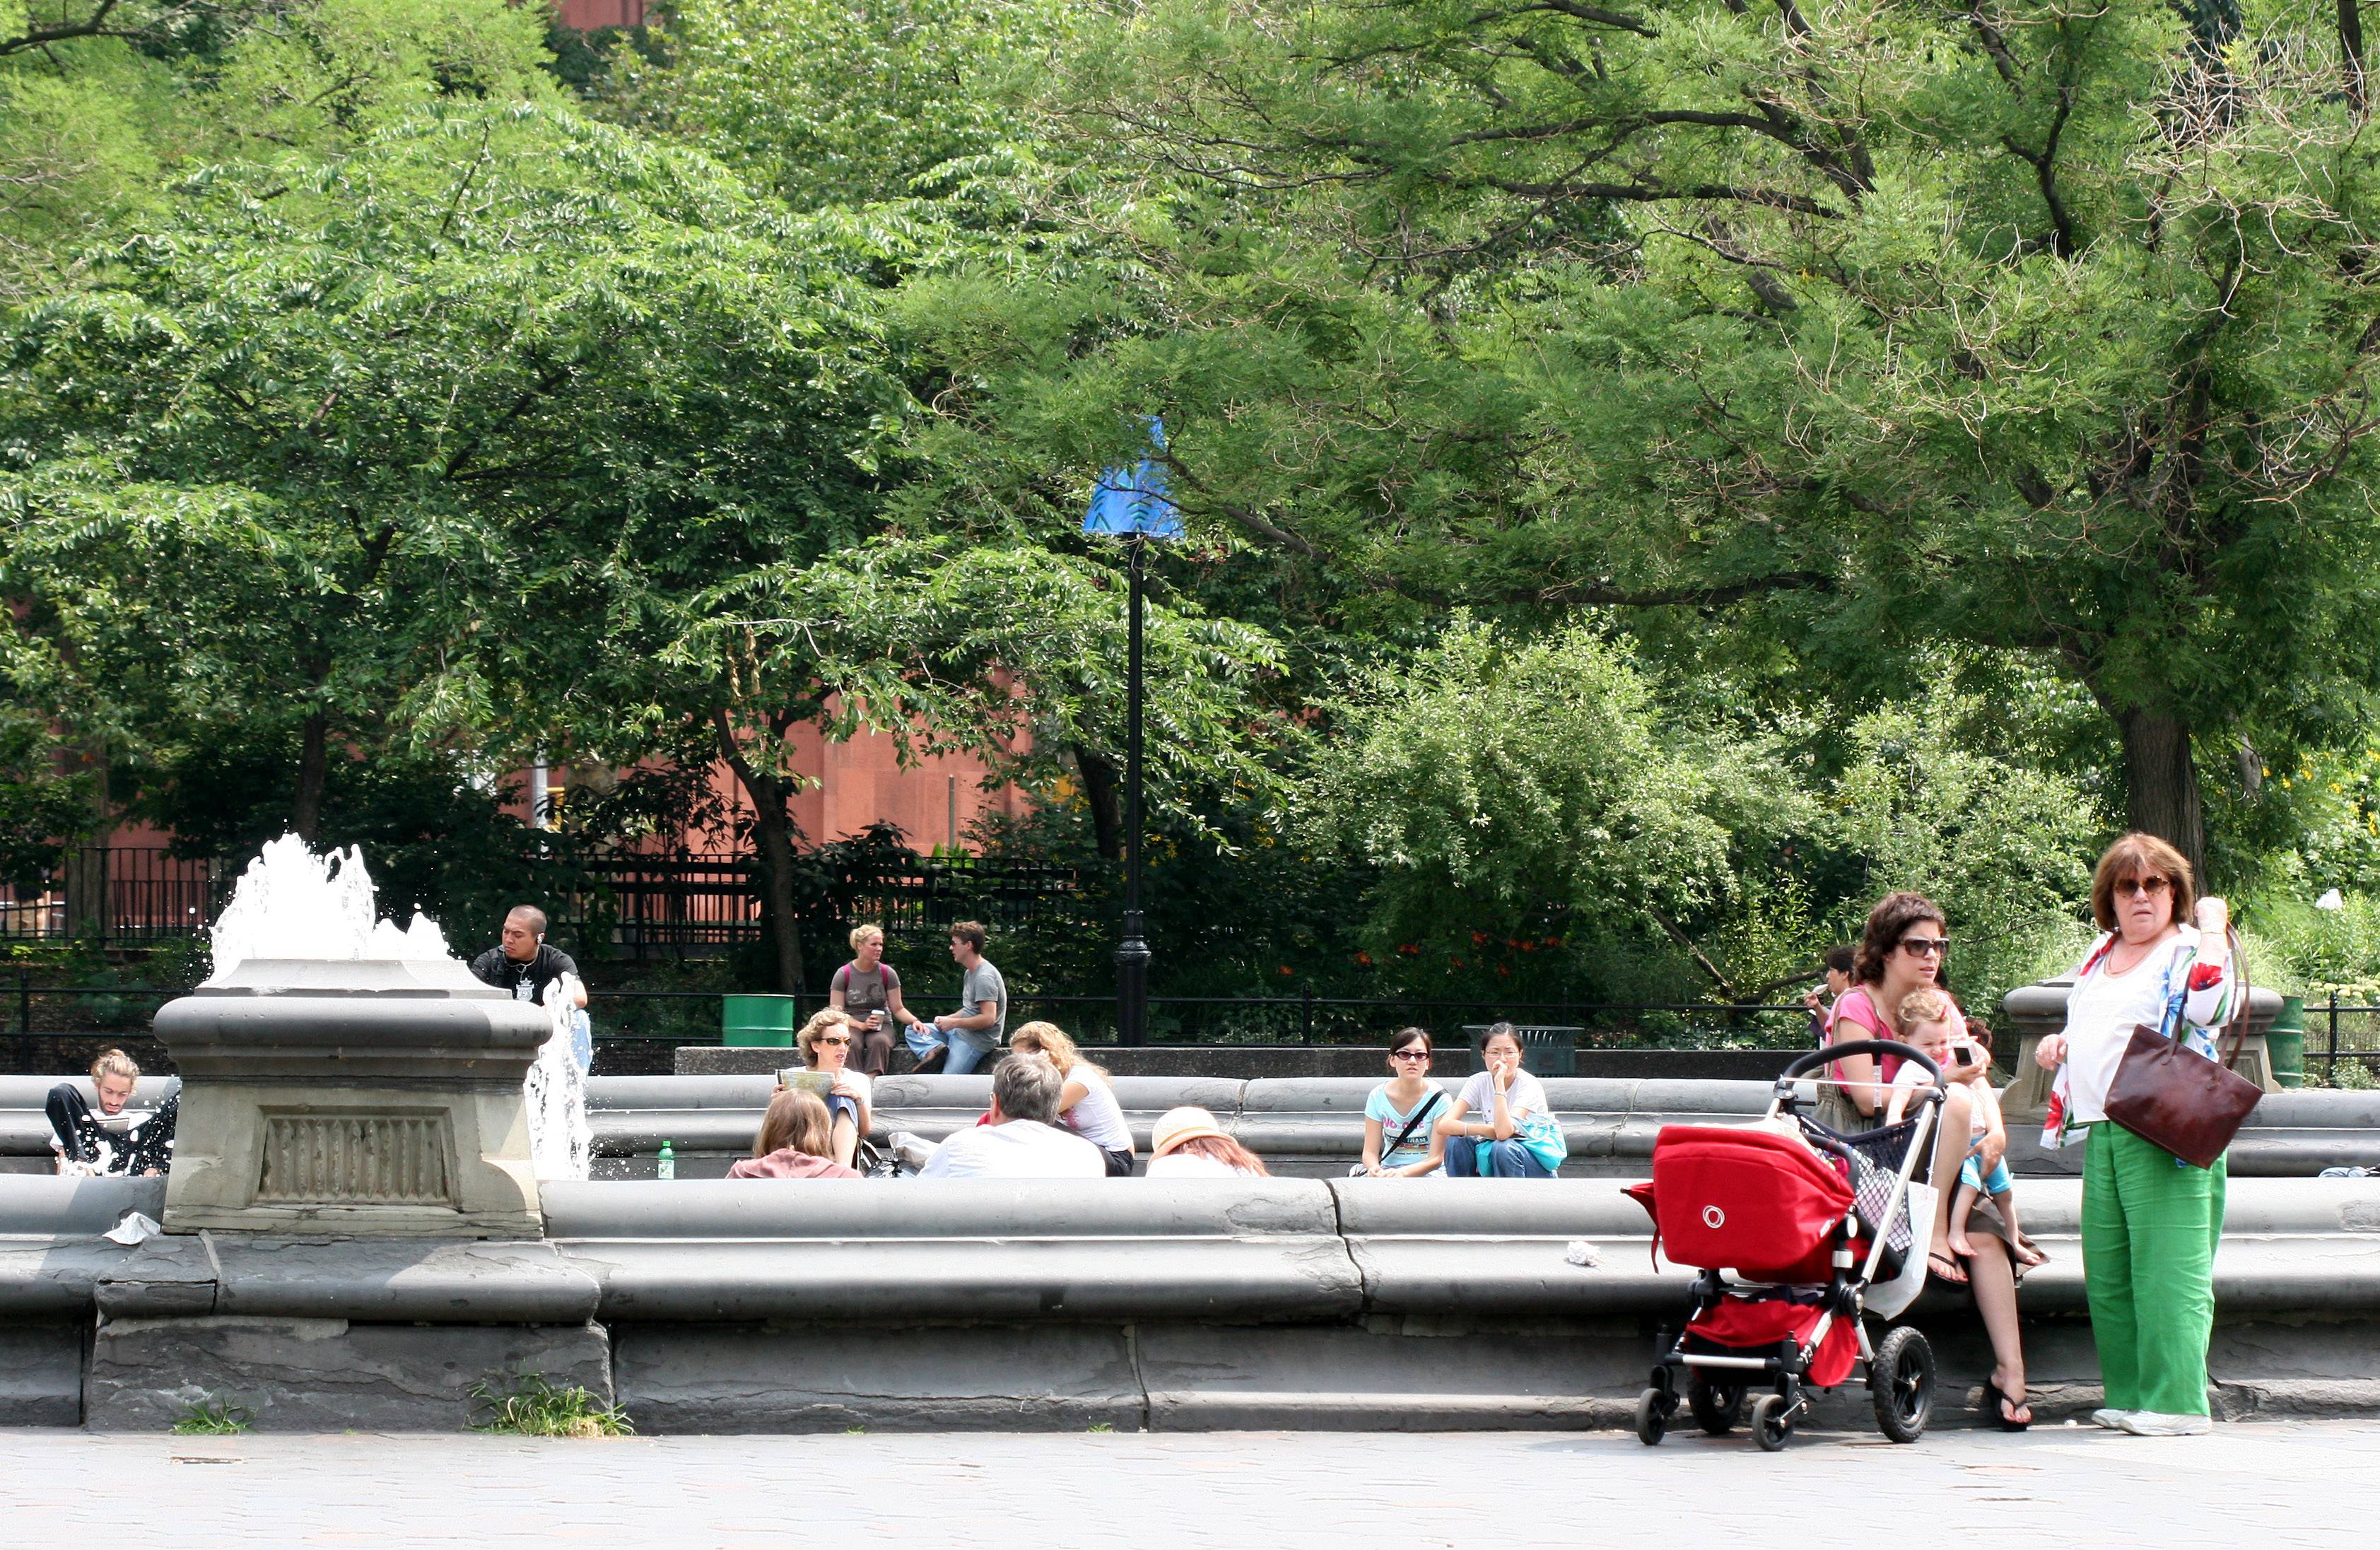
left=916, top=1053, right=1105, bottom=1180
left=49, top=1048, right=177, bottom=1177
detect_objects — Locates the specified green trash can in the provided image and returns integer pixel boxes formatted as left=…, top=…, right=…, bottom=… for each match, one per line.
left=722, top=993, right=796, bottom=1047
left=1462, top=1023, right=1581, bottom=1078
left=2269, top=995, right=2306, bottom=1090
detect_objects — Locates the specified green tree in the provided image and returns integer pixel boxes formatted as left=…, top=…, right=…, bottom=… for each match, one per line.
left=952, top=0, right=2380, bottom=882
left=1, top=102, right=894, bottom=843
left=1296, top=614, right=1808, bottom=997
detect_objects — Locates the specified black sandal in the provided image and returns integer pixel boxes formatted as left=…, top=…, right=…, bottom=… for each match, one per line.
left=1981, top=1380, right=2032, bottom=1431
left=1927, top=1250, right=1969, bottom=1286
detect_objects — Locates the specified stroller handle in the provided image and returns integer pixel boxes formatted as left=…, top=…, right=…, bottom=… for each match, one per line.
left=1778, top=1038, right=1942, bottom=1088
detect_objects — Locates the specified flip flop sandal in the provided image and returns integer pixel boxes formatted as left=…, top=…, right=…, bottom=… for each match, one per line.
left=1927, top=1250, right=1969, bottom=1286
left=1981, top=1380, right=2032, bottom=1431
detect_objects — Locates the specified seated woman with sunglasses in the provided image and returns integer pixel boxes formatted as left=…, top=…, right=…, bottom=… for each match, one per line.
left=1824, top=891, right=2029, bottom=1426
left=795, top=1009, right=873, bottom=1170
left=1359, top=1027, right=1449, bottom=1177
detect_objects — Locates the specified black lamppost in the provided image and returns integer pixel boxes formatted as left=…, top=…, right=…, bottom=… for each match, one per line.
left=1086, top=423, right=1180, bottom=1047
left=1115, top=532, right=1151, bottom=1045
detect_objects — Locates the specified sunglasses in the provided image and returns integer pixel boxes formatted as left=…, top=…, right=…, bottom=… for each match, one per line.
left=816, top=1035, right=852, bottom=1047
left=1897, top=936, right=1950, bottom=957
left=1390, top=1049, right=1431, bottom=1062
left=2116, top=876, right=2174, bottom=897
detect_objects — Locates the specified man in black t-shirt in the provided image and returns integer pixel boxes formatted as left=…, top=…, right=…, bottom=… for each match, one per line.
left=469, top=905, right=588, bottom=1009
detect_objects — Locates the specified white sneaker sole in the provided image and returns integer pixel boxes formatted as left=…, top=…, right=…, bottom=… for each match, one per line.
left=2118, top=1412, right=2212, bottom=1435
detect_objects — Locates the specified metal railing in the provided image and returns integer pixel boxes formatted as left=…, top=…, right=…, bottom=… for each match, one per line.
left=0, top=848, right=220, bottom=943
left=2, top=847, right=1085, bottom=952
left=2315, top=993, right=2380, bottom=1084
left=3, top=977, right=1812, bottom=1050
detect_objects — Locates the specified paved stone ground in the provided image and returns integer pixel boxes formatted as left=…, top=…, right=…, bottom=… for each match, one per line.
left=4, top=1421, right=2365, bottom=1547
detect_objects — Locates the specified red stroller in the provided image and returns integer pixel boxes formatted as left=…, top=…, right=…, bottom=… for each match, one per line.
left=1626, top=1039, right=1942, bottom=1451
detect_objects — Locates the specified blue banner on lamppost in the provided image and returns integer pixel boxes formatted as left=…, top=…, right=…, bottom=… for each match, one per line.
left=1083, top=420, right=1179, bottom=1046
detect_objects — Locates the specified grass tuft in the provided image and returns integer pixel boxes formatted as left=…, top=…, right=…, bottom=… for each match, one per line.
left=172, top=1399, right=252, bottom=1435
left=469, top=1375, right=633, bottom=1438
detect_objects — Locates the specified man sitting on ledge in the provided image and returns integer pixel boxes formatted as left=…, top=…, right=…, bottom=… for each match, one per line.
left=917, top=1053, right=1105, bottom=1180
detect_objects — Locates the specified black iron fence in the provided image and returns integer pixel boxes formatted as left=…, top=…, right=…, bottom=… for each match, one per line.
left=0, top=848, right=219, bottom=944
left=1, top=847, right=1084, bottom=954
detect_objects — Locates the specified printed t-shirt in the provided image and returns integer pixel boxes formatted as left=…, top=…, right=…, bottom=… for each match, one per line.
left=470, top=943, right=578, bottom=1005
left=833, top=961, right=900, bottom=1023
left=1365, top=1084, right=1448, bottom=1170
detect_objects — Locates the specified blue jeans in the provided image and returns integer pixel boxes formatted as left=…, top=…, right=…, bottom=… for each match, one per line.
left=905, top=1023, right=995, bottom=1076
left=1444, top=1138, right=1554, bottom=1178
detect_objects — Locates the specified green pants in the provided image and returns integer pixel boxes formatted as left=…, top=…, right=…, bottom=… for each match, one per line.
left=2081, top=1122, right=2227, bottom=1416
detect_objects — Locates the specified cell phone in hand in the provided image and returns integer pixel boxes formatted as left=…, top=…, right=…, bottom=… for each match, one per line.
left=1955, top=1044, right=1983, bottom=1069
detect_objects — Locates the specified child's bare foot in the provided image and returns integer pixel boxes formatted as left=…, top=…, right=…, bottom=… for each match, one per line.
left=2012, top=1234, right=2048, bottom=1267
left=1947, top=1226, right=1976, bottom=1257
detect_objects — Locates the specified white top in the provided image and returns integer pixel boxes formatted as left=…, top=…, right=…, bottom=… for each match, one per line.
left=918, top=1120, right=1106, bottom=1180
left=1144, top=1151, right=1260, bottom=1179
left=1060, top=1066, right=1134, bottom=1153
left=1459, top=1069, right=1549, bottom=1121
left=2061, top=935, right=2194, bottom=1124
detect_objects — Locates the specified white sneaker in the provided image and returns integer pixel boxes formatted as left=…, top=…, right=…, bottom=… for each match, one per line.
left=2090, top=1409, right=2130, bottom=1430
left=2118, top=1411, right=2212, bottom=1435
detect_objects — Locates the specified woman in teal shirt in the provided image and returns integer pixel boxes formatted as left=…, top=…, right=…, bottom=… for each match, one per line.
left=1360, top=1027, right=1450, bottom=1176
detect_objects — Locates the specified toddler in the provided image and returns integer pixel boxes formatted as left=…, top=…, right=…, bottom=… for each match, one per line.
left=1884, top=991, right=2036, bottom=1264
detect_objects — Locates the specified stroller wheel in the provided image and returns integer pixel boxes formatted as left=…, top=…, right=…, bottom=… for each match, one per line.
left=1749, top=1392, right=1792, bottom=1452
left=1634, top=1387, right=1669, bottom=1446
left=1869, top=1325, right=1935, bottom=1443
left=1689, top=1377, right=1746, bottom=1435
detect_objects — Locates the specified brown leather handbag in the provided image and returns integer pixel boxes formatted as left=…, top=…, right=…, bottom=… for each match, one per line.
left=2102, top=927, right=2261, bottom=1169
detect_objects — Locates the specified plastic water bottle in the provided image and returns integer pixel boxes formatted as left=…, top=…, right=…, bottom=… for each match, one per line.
left=656, top=1140, right=675, bottom=1181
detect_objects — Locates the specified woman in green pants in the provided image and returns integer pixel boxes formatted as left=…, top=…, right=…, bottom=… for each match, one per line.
left=2034, top=833, right=2235, bottom=1437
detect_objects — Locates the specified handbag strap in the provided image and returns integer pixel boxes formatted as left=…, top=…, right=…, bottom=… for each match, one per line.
left=2218, top=924, right=2252, bottom=1068
left=2159, top=924, right=2253, bottom=1067
left=1388, top=1090, right=1444, bottom=1156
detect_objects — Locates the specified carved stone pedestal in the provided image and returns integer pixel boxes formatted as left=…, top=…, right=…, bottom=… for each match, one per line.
left=156, top=958, right=550, bottom=1237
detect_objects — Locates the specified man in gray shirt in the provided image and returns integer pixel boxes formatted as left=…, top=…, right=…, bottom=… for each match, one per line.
left=909, top=920, right=1005, bottom=1075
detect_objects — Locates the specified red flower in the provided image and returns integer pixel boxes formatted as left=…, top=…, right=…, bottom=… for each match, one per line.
left=1354, top=951, right=1373, bottom=968
left=1470, top=931, right=1489, bottom=946
left=1495, top=963, right=1511, bottom=977
left=1277, top=965, right=1294, bottom=977
left=1398, top=942, right=1421, bottom=956
left=1450, top=956, right=1465, bottom=968
left=2187, top=963, right=2225, bottom=992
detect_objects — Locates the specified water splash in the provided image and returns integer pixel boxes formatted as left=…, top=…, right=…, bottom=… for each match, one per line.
left=209, top=834, right=450, bottom=975
left=207, top=833, right=589, bottom=1181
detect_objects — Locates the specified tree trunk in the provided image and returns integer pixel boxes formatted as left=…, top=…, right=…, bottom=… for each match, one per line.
left=60, top=742, right=112, bottom=939
left=1073, top=744, right=1123, bottom=862
left=293, top=710, right=329, bottom=844
left=711, top=710, right=806, bottom=994
left=748, top=775, right=806, bottom=994
left=2121, top=708, right=2207, bottom=883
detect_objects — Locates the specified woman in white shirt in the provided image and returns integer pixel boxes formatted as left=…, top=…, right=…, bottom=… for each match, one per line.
left=1144, top=1106, right=1270, bottom=1178
left=797, top=1009, right=873, bottom=1170
left=1009, top=1021, right=1136, bottom=1176
left=2034, top=832, right=2237, bottom=1438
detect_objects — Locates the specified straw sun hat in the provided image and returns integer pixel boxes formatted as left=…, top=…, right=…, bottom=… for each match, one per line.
left=1149, top=1106, right=1233, bottom=1158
